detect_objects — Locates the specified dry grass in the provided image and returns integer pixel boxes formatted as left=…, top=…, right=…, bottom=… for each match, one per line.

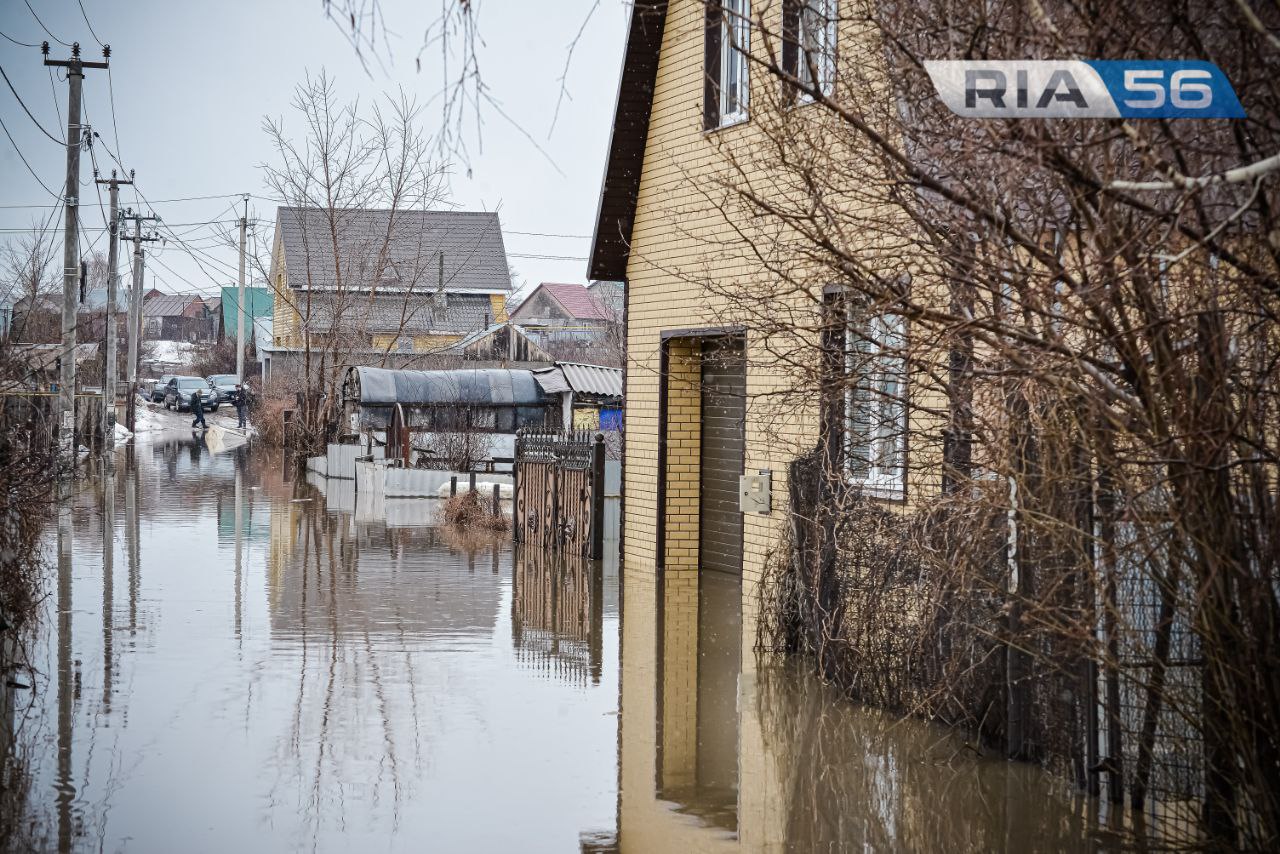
left=438, top=490, right=510, bottom=533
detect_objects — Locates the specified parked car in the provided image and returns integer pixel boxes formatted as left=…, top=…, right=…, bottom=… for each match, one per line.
left=207, top=374, right=241, bottom=400
left=151, top=374, right=177, bottom=402
left=164, top=376, right=219, bottom=412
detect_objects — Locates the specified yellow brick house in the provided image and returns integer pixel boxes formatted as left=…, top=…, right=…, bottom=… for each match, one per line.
left=591, top=0, right=934, bottom=610
left=588, top=2, right=941, bottom=848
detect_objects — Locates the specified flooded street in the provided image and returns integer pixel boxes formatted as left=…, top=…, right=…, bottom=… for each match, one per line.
left=6, top=435, right=1104, bottom=852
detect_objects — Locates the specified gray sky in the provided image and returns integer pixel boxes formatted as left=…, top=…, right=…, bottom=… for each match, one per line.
left=0, top=0, right=629, bottom=300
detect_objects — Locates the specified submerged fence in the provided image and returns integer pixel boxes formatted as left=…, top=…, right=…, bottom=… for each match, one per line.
left=766, top=447, right=1265, bottom=849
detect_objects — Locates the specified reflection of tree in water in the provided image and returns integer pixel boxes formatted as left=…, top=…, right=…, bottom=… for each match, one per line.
left=267, top=490, right=507, bottom=844
left=755, top=660, right=1102, bottom=852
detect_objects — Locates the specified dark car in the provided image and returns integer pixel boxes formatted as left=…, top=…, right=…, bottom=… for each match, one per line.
left=164, top=376, right=219, bottom=412
left=207, top=374, right=241, bottom=400
left=151, top=374, right=177, bottom=402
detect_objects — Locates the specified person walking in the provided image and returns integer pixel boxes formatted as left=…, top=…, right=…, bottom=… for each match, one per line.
left=191, top=388, right=207, bottom=429
left=233, top=383, right=249, bottom=429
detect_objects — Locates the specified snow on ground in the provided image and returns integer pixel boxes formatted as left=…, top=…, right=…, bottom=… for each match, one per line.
left=113, top=423, right=134, bottom=442
left=146, top=340, right=197, bottom=363
left=132, top=400, right=168, bottom=435
left=130, top=395, right=258, bottom=444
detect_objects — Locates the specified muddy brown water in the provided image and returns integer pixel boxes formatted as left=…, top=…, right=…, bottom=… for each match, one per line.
left=3, top=440, right=1110, bottom=852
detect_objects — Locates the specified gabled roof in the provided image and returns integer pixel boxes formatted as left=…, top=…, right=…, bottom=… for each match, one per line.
left=143, top=293, right=201, bottom=318
left=588, top=1, right=669, bottom=282
left=275, top=207, right=512, bottom=294
left=510, top=282, right=616, bottom=322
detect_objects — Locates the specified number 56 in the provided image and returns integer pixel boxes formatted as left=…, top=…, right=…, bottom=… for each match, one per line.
left=1124, top=69, right=1214, bottom=109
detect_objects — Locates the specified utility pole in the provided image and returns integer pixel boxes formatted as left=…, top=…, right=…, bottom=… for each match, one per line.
left=44, top=41, right=109, bottom=457
left=96, top=170, right=132, bottom=459
left=236, top=195, right=248, bottom=381
left=122, top=210, right=160, bottom=432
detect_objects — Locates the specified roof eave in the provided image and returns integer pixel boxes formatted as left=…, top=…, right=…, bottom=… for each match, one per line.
left=587, top=1, right=669, bottom=283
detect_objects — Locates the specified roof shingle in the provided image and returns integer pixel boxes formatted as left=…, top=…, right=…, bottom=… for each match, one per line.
left=275, top=207, right=512, bottom=294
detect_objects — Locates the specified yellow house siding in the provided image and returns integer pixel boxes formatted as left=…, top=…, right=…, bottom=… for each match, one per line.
left=413, top=333, right=462, bottom=352
left=622, top=0, right=815, bottom=600
left=489, top=293, right=508, bottom=323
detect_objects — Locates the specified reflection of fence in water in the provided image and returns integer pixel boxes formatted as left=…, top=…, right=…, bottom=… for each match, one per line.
left=510, top=545, right=603, bottom=685
left=513, top=429, right=605, bottom=558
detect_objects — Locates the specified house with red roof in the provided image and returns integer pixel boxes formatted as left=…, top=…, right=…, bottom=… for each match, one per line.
left=506, top=282, right=621, bottom=364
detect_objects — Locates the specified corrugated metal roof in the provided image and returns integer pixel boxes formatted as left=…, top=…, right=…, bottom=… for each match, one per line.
left=533, top=362, right=623, bottom=400
left=275, top=207, right=512, bottom=293
left=143, top=293, right=200, bottom=318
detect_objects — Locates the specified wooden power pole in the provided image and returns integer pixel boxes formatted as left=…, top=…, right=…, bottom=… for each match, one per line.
left=44, top=41, right=110, bottom=456
left=95, top=170, right=132, bottom=459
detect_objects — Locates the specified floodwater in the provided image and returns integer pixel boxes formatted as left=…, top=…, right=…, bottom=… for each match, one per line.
left=3, top=437, right=1108, bottom=853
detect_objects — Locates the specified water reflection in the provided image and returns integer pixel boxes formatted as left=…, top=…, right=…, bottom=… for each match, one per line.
left=7, top=439, right=1123, bottom=852
left=512, top=546, right=605, bottom=685
left=12, top=444, right=619, bottom=852
left=621, top=563, right=1105, bottom=853
left=657, top=569, right=740, bottom=833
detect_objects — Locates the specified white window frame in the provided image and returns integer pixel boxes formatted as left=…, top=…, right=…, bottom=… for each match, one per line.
left=797, top=0, right=836, bottom=100
left=845, top=312, right=906, bottom=498
left=720, top=0, right=751, bottom=125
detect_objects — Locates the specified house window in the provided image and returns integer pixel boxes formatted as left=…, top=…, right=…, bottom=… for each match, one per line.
left=846, top=312, right=906, bottom=496
left=785, top=0, right=836, bottom=98
left=706, top=1, right=751, bottom=128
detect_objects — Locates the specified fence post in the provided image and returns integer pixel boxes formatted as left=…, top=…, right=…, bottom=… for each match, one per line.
left=512, top=430, right=522, bottom=543
left=492, top=483, right=500, bottom=518
left=450, top=475, right=457, bottom=497
left=468, top=471, right=476, bottom=493
left=590, top=432, right=606, bottom=560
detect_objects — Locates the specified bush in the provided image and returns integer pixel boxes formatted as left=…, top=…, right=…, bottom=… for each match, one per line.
left=439, top=489, right=509, bottom=532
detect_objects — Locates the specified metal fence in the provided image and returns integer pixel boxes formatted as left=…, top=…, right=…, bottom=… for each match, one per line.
left=513, top=428, right=606, bottom=559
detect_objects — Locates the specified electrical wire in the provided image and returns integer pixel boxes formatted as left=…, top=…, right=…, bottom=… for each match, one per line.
left=105, top=67, right=125, bottom=172
left=0, top=112, right=59, bottom=198
left=24, top=1, right=70, bottom=48
left=76, top=0, right=104, bottom=47
left=505, top=229, right=590, bottom=239
left=0, top=63, right=64, bottom=144
left=0, top=28, right=39, bottom=48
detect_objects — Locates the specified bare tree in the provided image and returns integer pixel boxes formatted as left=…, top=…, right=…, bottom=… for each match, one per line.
left=1, top=224, right=60, bottom=342
left=634, top=1, right=1280, bottom=848
left=262, top=72, right=452, bottom=456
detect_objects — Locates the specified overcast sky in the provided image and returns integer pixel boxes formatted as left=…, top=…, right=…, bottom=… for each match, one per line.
left=0, top=0, right=630, bottom=300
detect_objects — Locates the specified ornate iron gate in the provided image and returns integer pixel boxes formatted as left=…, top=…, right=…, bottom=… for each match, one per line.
left=513, top=428, right=606, bottom=559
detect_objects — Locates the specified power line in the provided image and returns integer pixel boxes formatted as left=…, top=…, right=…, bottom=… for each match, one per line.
left=0, top=63, right=64, bottom=144
left=105, top=67, right=124, bottom=172
left=0, top=193, right=255, bottom=210
left=509, top=252, right=589, bottom=261
left=24, top=0, right=70, bottom=47
left=0, top=28, right=39, bottom=48
left=76, top=0, right=105, bottom=47
left=0, top=112, right=59, bottom=198
left=506, top=229, right=590, bottom=239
